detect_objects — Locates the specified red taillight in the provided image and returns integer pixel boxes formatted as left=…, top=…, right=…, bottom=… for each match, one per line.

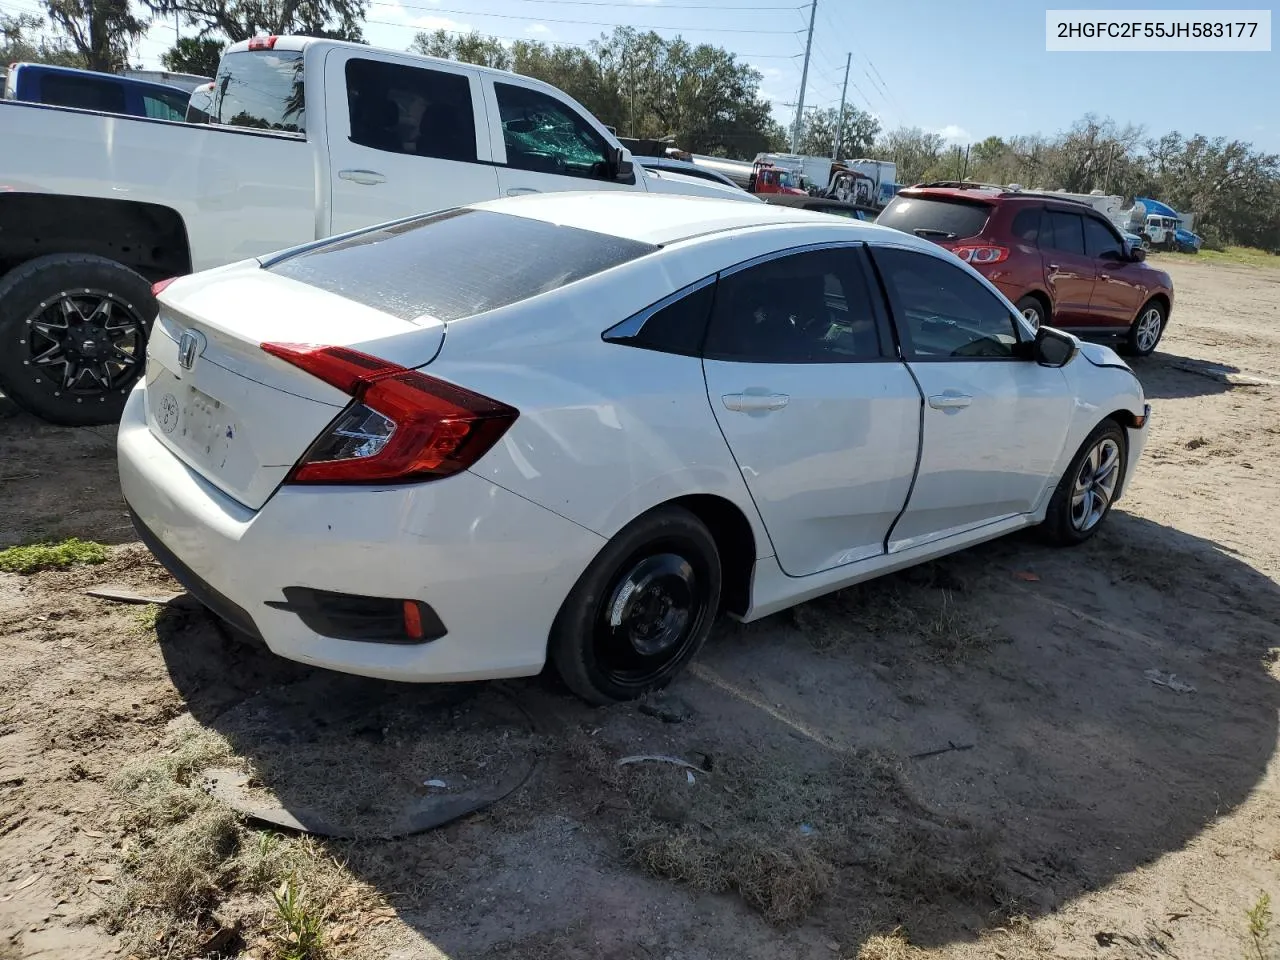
left=151, top=277, right=178, bottom=296
left=247, top=35, right=278, bottom=50
left=261, top=343, right=519, bottom=485
left=953, top=245, right=1009, bottom=266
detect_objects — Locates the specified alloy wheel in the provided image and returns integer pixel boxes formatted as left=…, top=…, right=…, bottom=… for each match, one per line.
left=1070, top=437, right=1121, bottom=532
left=1135, top=307, right=1163, bottom=353
left=23, top=290, right=146, bottom=399
left=1022, top=305, right=1042, bottom=330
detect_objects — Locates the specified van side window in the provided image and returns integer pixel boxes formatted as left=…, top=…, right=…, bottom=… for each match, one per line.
left=40, top=74, right=127, bottom=114
left=345, top=59, right=477, bottom=162
left=493, top=82, right=611, bottom=180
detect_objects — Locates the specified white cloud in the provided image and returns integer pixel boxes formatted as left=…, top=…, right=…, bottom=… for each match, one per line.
left=408, top=13, right=471, bottom=32
left=526, top=23, right=553, bottom=36
left=936, top=124, right=972, bottom=144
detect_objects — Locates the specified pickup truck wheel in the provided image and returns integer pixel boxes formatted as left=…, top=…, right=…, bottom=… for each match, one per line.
left=0, top=255, right=156, bottom=426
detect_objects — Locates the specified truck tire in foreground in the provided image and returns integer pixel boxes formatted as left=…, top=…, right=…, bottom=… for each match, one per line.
left=0, top=254, right=156, bottom=426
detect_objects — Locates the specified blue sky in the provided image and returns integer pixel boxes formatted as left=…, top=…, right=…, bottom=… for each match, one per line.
left=13, top=0, right=1276, bottom=152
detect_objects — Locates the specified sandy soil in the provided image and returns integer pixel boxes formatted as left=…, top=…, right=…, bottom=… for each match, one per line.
left=2, top=254, right=1279, bottom=960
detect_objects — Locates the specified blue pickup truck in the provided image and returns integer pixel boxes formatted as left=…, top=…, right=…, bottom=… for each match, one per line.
left=2, top=63, right=190, bottom=120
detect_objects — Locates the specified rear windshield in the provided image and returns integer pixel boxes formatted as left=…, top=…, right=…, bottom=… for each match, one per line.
left=212, top=50, right=305, bottom=133
left=876, top=195, right=991, bottom=240
left=266, top=209, right=658, bottom=321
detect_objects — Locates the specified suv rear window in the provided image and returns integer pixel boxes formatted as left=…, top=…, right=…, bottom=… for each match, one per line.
left=266, top=209, right=657, bottom=321
left=876, top=195, right=992, bottom=240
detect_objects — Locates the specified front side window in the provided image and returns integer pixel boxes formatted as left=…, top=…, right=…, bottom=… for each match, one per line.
left=1040, top=210, right=1085, bottom=255
left=345, top=59, right=476, bottom=162
left=494, top=82, right=610, bottom=179
left=1083, top=216, right=1124, bottom=260
left=213, top=50, right=305, bottom=133
left=704, top=248, right=882, bottom=363
left=142, top=89, right=187, bottom=121
left=873, top=247, right=1020, bottom=359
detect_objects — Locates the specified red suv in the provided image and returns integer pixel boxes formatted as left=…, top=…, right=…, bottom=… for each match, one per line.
left=876, top=183, right=1175, bottom=356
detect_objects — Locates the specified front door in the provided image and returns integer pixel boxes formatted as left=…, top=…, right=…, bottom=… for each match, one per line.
left=1038, top=209, right=1098, bottom=327
left=868, top=245, right=1075, bottom=551
left=324, top=50, right=499, bottom=237
left=480, top=77, right=636, bottom=199
left=1083, top=215, right=1145, bottom=326
left=701, top=246, right=922, bottom=577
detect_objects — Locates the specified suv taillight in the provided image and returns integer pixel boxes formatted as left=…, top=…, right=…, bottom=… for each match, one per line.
left=261, top=342, right=518, bottom=485
left=953, top=245, right=1009, bottom=266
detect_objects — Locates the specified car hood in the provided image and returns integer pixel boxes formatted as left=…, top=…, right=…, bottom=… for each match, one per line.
left=1076, top=339, right=1131, bottom=371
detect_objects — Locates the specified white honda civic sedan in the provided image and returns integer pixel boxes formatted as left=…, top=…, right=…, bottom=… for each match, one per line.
left=119, top=193, right=1150, bottom=703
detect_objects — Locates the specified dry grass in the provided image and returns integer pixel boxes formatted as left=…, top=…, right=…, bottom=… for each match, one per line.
left=582, top=734, right=1007, bottom=927
left=858, top=929, right=926, bottom=960
left=102, top=715, right=383, bottom=960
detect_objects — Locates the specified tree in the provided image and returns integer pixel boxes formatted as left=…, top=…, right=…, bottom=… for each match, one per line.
left=161, top=35, right=222, bottom=75
left=140, top=0, right=365, bottom=45
left=795, top=105, right=880, bottom=160
left=411, top=30, right=509, bottom=70
left=0, top=11, right=81, bottom=66
left=43, top=0, right=147, bottom=71
left=876, top=126, right=946, bottom=184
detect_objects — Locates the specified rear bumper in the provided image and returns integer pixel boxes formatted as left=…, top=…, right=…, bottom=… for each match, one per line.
left=117, top=385, right=606, bottom=682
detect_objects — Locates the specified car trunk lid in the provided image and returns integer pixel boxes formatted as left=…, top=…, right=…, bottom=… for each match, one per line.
left=144, top=266, right=445, bottom=510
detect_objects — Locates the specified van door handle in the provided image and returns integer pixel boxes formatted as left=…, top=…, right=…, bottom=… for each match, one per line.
left=722, top=393, right=789, bottom=413
left=506, top=187, right=540, bottom=196
left=928, top=393, right=973, bottom=410
left=338, top=169, right=386, bottom=185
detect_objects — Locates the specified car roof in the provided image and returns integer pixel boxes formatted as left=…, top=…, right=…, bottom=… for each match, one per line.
left=465, top=192, right=911, bottom=247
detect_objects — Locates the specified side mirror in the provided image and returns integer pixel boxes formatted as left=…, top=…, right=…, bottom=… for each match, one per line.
left=1033, top=326, right=1077, bottom=368
left=608, top=145, right=634, bottom=181
left=1129, top=244, right=1147, bottom=262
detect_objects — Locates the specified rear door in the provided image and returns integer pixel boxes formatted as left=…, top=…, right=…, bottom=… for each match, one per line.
left=1083, top=215, right=1144, bottom=326
left=480, top=76, right=637, bottom=199
left=868, top=245, right=1074, bottom=550
left=701, top=245, right=922, bottom=577
left=1038, top=209, right=1097, bottom=326
left=324, top=51, right=499, bottom=236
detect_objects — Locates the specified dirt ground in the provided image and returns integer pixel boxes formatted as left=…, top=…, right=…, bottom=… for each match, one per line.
left=2, top=254, right=1279, bottom=960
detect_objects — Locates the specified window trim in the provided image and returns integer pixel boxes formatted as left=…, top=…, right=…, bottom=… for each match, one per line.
left=705, top=242, right=896, bottom=365
left=866, top=241, right=1032, bottom=364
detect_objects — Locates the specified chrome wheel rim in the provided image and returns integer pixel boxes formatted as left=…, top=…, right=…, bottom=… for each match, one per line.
left=593, top=551, right=706, bottom=690
left=1021, top=306, right=1042, bottom=330
left=1136, top=308, right=1163, bottom=352
left=22, top=289, right=146, bottom=398
left=1071, top=438, right=1122, bottom=532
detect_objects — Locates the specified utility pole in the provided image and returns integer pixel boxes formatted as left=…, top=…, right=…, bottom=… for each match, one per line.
left=833, top=51, right=850, bottom=161
left=790, top=0, right=817, bottom=153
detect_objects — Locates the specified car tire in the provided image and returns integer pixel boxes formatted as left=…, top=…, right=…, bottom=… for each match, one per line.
left=0, top=254, right=156, bottom=426
left=1122, top=300, right=1166, bottom=357
left=1040, top=419, right=1127, bottom=546
left=549, top=505, right=722, bottom=705
left=1014, top=295, right=1048, bottom=330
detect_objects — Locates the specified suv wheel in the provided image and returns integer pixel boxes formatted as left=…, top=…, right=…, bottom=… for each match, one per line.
left=1124, top=301, right=1166, bottom=357
left=1014, top=296, right=1046, bottom=330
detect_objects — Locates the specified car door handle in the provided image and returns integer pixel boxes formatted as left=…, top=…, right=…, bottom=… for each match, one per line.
left=338, top=169, right=386, bottom=185
left=1099, top=273, right=1111, bottom=280
left=722, top=393, right=789, bottom=412
left=1047, top=263, right=1061, bottom=271
left=506, top=187, right=540, bottom=196
left=928, top=393, right=973, bottom=410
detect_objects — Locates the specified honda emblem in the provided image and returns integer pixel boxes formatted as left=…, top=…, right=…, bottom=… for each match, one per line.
left=177, top=331, right=199, bottom=371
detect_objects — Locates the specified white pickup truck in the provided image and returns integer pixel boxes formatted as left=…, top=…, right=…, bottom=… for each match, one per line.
left=0, top=35, right=753, bottom=425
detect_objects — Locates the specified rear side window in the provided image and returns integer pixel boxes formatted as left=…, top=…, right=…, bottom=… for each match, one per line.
left=142, top=89, right=187, bottom=121
left=604, top=282, right=715, bottom=357
left=1010, top=207, right=1041, bottom=244
left=345, top=59, right=477, bottom=162
left=1041, top=211, right=1085, bottom=255
left=213, top=50, right=305, bottom=133
left=494, top=82, right=611, bottom=180
left=267, top=209, right=657, bottom=321
left=876, top=196, right=991, bottom=240
left=704, top=248, right=882, bottom=363
left=40, top=74, right=127, bottom=113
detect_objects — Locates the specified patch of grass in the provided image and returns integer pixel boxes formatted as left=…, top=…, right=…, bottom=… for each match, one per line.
left=1152, top=246, right=1279, bottom=269
left=270, top=874, right=325, bottom=960
left=596, top=737, right=1006, bottom=926
left=0, top=537, right=107, bottom=574
left=131, top=603, right=162, bottom=634
left=858, top=929, right=925, bottom=960
left=1246, top=892, right=1272, bottom=960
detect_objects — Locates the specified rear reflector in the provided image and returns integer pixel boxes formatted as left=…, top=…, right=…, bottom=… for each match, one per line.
left=261, top=342, right=518, bottom=484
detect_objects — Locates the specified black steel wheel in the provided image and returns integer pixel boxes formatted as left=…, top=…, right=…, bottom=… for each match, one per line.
left=551, top=506, right=721, bottom=704
left=0, top=254, right=156, bottom=426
